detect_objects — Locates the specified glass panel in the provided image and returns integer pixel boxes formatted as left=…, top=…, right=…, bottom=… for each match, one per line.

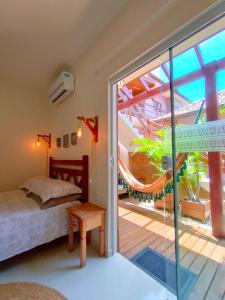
left=177, top=77, right=205, bottom=102
left=199, top=29, right=225, bottom=64
left=172, top=15, right=225, bottom=300
left=216, top=69, right=225, bottom=92
left=165, top=48, right=201, bottom=80
left=151, top=66, right=169, bottom=83
left=116, top=51, right=177, bottom=299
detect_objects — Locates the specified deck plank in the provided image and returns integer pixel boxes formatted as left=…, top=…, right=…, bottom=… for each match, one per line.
left=204, top=240, right=225, bottom=300
left=118, top=202, right=225, bottom=300
left=181, top=228, right=210, bottom=268
left=188, top=240, right=225, bottom=300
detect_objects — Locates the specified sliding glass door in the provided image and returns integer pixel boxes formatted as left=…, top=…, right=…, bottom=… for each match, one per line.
left=171, top=15, right=225, bottom=300
left=116, top=50, right=178, bottom=299
left=113, top=11, right=225, bottom=300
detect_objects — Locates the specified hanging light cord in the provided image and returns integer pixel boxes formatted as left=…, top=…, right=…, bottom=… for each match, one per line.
left=91, top=136, right=97, bottom=199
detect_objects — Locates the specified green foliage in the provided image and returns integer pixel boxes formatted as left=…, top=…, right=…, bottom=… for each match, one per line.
left=130, top=137, right=207, bottom=202
left=130, top=136, right=163, bottom=176
left=182, top=152, right=207, bottom=202
left=219, top=105, right=225, bottom=115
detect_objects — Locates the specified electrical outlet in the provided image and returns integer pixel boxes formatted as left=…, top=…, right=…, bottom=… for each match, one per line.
left=94, top=192, right=98, bottom=201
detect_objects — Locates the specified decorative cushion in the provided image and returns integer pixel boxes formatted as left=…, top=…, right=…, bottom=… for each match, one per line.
left=21, top=176, right=81, bottom=203
left=28, top=192, right=81, bottom=209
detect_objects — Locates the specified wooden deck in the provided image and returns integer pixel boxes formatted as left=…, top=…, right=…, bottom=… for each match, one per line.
left=118, top=200, right=225, bottom=300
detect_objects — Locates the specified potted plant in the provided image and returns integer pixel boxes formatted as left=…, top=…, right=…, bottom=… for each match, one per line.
left=179, top=152, right=210, bottom=222
left=130, top=135, right=174, bottom=211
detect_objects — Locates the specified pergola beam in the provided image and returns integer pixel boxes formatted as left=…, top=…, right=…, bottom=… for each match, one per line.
left=194, top=45, right=204, bottom=67
left=139, top=76, right=151, bottom=91
left=118, top=56, right=225, bottom=111
left=132, top=106, right=151, bottom=136
left=205, top=68, right=225, bottom=238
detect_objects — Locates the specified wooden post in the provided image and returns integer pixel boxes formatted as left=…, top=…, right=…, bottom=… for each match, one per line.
left=205, top=68, right=224, bottom=238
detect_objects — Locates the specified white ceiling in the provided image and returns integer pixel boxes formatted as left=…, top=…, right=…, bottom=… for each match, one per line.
left=0, top=0, right=128, bottom=91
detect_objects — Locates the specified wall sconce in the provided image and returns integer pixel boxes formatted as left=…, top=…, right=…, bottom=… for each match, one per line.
left=77, top=116, right=98, bottom=143
left=36, top=134, right=51, bottom=148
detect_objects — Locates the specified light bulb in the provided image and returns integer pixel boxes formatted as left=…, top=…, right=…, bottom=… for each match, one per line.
left=36, top=140, right=40, bottom=147
left=77, top=127, right=82, bottom=138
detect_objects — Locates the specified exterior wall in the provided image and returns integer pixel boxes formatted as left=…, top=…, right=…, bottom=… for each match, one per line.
left=118, top=113, right=138, bottom=168
left=129, top=152, right=158, bottom=184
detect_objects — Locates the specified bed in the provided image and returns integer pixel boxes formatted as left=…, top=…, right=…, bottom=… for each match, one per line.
left=0, top=155, right=88, bottom=262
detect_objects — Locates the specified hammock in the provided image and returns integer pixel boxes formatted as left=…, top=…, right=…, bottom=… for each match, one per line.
left=118, top=154, right=186, bottom=193
left=118, top=101, right=206, bottom=193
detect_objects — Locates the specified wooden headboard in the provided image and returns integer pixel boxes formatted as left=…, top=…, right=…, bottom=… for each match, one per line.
left=49, top=155, right=89, bottom=203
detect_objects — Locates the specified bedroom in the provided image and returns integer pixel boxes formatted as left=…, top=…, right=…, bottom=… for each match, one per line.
left=0, top=1, right=224, bottom=300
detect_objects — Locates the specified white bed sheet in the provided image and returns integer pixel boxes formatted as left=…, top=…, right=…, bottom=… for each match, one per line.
left=0, top=189, right=81, bottom=261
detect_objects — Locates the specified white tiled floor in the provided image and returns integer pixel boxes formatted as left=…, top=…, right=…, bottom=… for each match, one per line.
left=0, top=240, right=176, bottom=300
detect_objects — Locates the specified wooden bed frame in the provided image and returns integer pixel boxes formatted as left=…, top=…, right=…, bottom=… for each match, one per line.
left=49, top=155, right=89, bottom=203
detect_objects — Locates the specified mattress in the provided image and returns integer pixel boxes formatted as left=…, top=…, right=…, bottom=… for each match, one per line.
left=0, top=189, right=81, bottom=261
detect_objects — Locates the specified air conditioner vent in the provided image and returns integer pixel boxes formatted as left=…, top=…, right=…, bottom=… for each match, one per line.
left=48, top=71, right=74, bottom=104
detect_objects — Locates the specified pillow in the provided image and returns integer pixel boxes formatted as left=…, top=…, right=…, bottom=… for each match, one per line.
left=28, top=192, right=81, bottom=209
left=21, top=176, right=82, bottom=203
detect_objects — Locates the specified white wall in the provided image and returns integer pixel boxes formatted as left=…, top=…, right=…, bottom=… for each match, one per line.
left=0, top=81, right=50, bottom=191
left=50, top=0, right=217, bottom=251
left=118, top=114, right=138, bottom=168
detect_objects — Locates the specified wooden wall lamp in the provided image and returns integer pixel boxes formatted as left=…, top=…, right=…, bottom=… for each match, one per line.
left=36, top=134, right=51, bottom=148
left=77, top=116, right=98, bottom=143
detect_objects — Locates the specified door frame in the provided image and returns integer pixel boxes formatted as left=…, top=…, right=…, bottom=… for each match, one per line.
left=107, top=1, right=225, bottom=256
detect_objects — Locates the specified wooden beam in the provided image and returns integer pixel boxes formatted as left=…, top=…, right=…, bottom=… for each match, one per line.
left=132, top=106, right=151, bottom=136
left=161, top=64, right=170, bottom=79
left=122, top=86, right=133, bottom=99
left=139, top=76, right=151, bottom=91
left=118, top=56, right=225, bottom=111
left=205, top=68, right=225, bottom=238
left=118, top=69, right=203, bottom=110
left=118, top=89, right=163, bottom=111
left=118, top=89, right=128, bottom=102
left=194, top=45, right=204, bottom=67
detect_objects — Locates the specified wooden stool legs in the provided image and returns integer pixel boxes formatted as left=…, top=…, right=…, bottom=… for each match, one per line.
left=100, top=214, right=105, bottom=256
left=68, top=217, right=75, bottom=252
left=86, top=231, right=91, bottom=244
left=100, top=226, right=105, bottom=256
left=80, top=220, right=86, bottom=267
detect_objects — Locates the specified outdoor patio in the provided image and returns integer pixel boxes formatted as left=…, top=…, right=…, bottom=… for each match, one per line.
left=118, top=199, right=225, bottom=300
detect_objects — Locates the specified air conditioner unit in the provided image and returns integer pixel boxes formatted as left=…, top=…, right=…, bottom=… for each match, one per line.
left=48, top=71, right=74, bottom=103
